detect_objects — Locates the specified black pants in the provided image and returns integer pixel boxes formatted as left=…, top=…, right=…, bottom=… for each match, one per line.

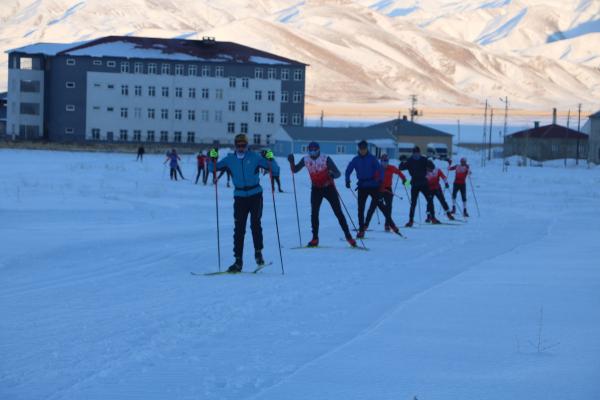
left=432, top=188, right=450, bottom=212
left=233, top=193, right=263, bottom=259
left=409, top=184, right=434, bottom=220
left=270, top=175, right=282, bottom=192
left=311, top=185, right=351, bottom=239
left=452, top=183, right=467, bottom=202
left=176, top=166, right=185, bottom=179
left=218, top=169, right=231, bottom=184
left=202, top=166, right=209, bottom=185
left=195, top=166, right=205, bottom=184
left=169, top=168, right=178, bottom=180
left=365, top=190, right=394, bottom=227
left=136, top=153, right=143, bottom=161
left=358, top=187, right=394, bottom=231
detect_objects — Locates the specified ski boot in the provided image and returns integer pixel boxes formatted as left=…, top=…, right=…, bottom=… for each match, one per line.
left=346, top=236, right=358, bottom=247
left=307, top=238, right=319, bottom=247
left=446, top=211, right=455, bottom=221
left=431, top=217, right=441, bottom=224
left=405, top=220, right=414, bottom=227
left=425, top=215, right=432, bottom=223
left=255, top=250, right=265, bottom=266
left=227, top=258, right=243, bottom=273
left=390, top=223, right=401, bottom=235
left=356, top=230, right=366, bottom=239
left=463, top=208, right=470, bottom=217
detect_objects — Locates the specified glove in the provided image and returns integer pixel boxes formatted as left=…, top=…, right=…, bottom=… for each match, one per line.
left=345, top=181, right=351, bottom=189
left=287, top=154, right=295, bottom=164
left=209, top=148, right=218, bottom=159
left=404, top=180, right=411, bottom=187
left=265, top=149, right=274, bottom=160
left=445, top=182, right=449, bottom=189
left=402, top=178, right=407, bottom=185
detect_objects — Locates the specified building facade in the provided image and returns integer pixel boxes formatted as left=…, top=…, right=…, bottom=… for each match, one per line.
left=6, top=36, right=306, bottom=146
left=582, top=111, right=600, bottom=164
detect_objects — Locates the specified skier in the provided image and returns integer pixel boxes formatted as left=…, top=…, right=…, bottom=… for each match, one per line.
left=195, top=151, right=207, bottom=185
left=399, top=146, right=437, bottom=226
left=136, top=146, right=145, bottom=162
left=288, top=142, right=357, bottom=248
left=364, top=153, right=406, bottom=232
left=209, top=134, right=279, bottom=273
left=262, top=149, right=283, bottom=192
left=217, top=153, right=233, bottom=187
left=426, top=159, right=455, bottom=221
left=164, top=148, right=181, bottom=181
left=448, top=157, right=471, bottom=217
left=345, top=140, right=389, bottom=239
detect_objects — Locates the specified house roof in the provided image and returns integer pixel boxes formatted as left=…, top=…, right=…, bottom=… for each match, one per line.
left=507, top=124, right=588, bottom=140
left=369, top=118, right=453, bottom=138
left=8, top=36, right=307, bottom=66
left=589, top=110, right=600, bottom=119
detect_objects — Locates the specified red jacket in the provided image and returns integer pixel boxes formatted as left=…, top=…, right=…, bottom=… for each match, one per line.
left=376, top=165, right=406, bottom=192
left=449, top=164, right=470, bottom=184
left=197, top=155, right=207, bottom=167
left=426, top=168, right=447, bottom=191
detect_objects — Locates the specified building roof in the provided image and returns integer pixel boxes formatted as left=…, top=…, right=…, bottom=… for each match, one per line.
left=589, top=110, right=600, bottom=119
left=507, top=124, right=588, bottom=140
left=369, top=118, right=453, bottom=138
left=8, top=36, right=307, bottom=66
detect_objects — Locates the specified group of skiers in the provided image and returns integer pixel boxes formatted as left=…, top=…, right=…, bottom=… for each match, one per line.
left=195, top=134, right=472, bottom=273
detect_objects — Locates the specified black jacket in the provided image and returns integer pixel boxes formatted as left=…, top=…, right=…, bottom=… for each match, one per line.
left=400, top=154, right=428, bottom=186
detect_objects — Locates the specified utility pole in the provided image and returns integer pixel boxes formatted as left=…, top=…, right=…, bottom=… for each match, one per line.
left=500, top=96, right=509, bottom=171
left=320, top=110, right=324, bottom=128
left=457, top=119, right=461, bottom=145
left=482, top=99, right=488, bottom=167
left=576, top=103, right=582, bottom=165
left=564, top=109, right=571, bottom=167
left=409, top=94, right=418, bottom=122
left=488, top=107, right=494, bottom=161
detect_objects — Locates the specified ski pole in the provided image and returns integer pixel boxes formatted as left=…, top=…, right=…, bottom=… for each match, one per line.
left=468, top=175, right=481, bottom=217
left=336, top=182, right=367, bottom=249
left=212, top=158, right=221, bottom=272
left=268, top=160, right=285, bottom=275
left=289, top=162, right=303, bottom=247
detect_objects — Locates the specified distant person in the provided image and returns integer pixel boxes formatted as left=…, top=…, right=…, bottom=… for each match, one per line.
left=195, top=151, right=207, bottom=185
left=364, top=154, right=405, bottom=233
left=399, top=146, right=436, bottom=226
left=448, top=157, right=471, bottom=217
left=164, top=148, right=182, bottom=181
left=136, top=146, right=145, bottom=162
left=262, top=149, right=283, bottom=192
left=426, top=159, right=454, bottom=221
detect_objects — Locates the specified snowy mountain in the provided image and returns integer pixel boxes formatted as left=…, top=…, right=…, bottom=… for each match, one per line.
left=1, top=0, right=599, bottom=111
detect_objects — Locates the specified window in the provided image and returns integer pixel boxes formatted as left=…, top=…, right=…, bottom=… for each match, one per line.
left=281, top=91, right=289, bottom=103
left=20, top=80, right=40, bottom=93
left=148, top=86, right=156, bottom=96
left=254, top=112, right=262, bottom=123
left=20, top=57, right=33, bottom=69
left=65, top=128, right=74, bottom=134
left=107, top=84, right=114, bottom=89
left=161, top=64, right=170, bottom=75
left=267, top=68, right=276, bottom=79
left=19, top=103, right=40, bottom=115
left=121, top=85, right=129, bottom=96
left=201, top=65, right=210, bottom=76
left=281, top=69, right=289, bottom=80
left=293, top=91, right=302, bottom=103
left=162, top=87, right=169, bottom=97
left=201, top=88, right=209, bottom=99
left=66, top=104, right=75, bottom=112
left=175, top=64, right=184, bottom=75
left=66, top=58, right=75, bottom=66
left=147, top=130, right=155, bottom=142
left=201, top=110, right=209, bottom=121
left=189, top=65, right=197, bottom=76
left=174, top=131, right=182, bottom=143
left=134, top=62, right=143, bottom=73
left=160, top=131, right=168, bottom=142
left=148, top=108, right=155, bottom=119
left=133, top=130, right=141, bottom=141
left=228, top=101, right=235, bottom=112
left=242, top=78, right=249, bottom=88
left=268, top=90, right=275, bottom=101
left=175, top=109, right=182, bottom=120
left=241, top=123, right=248, bottom=133
left=66, top=81, right=75, bottom=89
left=336, top=145, right=346, bottom=154
left=292, top=113, right=301, bottom=125
left=161, top=109, right=169, bottom=119
left=134, top=107, right=141, bottom=118
left=266, top=134, right=271, bottom=145
left=107, top=61, right=116, bottom=68
left=134, top=85, right=142, bottom=96
left=93, top=106, right=100, bottom=111
left=229, top=77, right=236, bottom=88
left=227, top=123, right=235, bottom=133
left=148, top=63, right=157, bottom=74
left=187, top=132, right=195, bottom=143
left=93, top=83, right=101, bottom=88
left=120, top=107, right=128, bottom=118
left=281, top=113, right=288, bottom=125
left=267, top=113, right=274, bottom=123
left=300, top=145, right=308, bottom=153
left=255, top=90, right=262, bottom=101
left=188, top=110, right=195, bottom=121
left=215, top=110, right=223, bottom=122
left=215, top=66, right=224, bottom=77
left=93, top=60, right=102, bottom=66
left=188, top=88, right=196, bottom=98
left=293, top=69, right=303, bottom=80
left=107, top=107, right=114, bottom=112
left=215, top=89, right=223, bottom=99
left=241, top=101, right=248, bottom=112
left=92, top=128, right=100, bottom=140
left=254, top=68, right=263, bottom=79
left=175, top=87, right=183, bottom=98
left=121, top=62, right=129, bottom=73
left=253, top=134, right=261, bottom=145
left=119, top=129, right=128, bottom=141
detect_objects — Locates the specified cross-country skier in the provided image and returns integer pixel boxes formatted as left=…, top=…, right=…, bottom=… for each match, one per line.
left=164, top=148, right=182, bottom=181
left=399, top=146, right=437, bottom=226
left=136, top=146, right=145, bottom=162
left=426, top=159, right=455, bottom=221
left=209, top=134, right=279, bottom=273
left=448, top=157, right=471, bottom=217
left=262, top=149, right=283, bottom=192
left=364, top=153, right=406, bottom=232
left=345, top=140, right=390, bottom=238
left=288, top=142, right=357, bottom=248
left=195, top=151, right=207, bottom=185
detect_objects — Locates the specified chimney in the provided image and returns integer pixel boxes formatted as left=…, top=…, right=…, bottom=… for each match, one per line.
left=402, top=115, right=408, bottom=121
left=552, top=108, right=557, bottom=125
left=534, top=121, right=540, bottom=129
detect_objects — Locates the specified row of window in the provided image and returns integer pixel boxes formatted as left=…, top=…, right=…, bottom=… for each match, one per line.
left=300, top=144, right=347, bottom=154
left=67, top=58, right=304, bottom=80
left=89, top=129, right=272, bottom=144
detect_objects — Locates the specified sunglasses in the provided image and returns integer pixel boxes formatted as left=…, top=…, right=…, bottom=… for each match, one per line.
left=235, top=142, right=248, bottom=148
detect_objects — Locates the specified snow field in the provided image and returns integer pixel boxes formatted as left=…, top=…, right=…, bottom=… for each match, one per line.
left=0, top=148, right=599, bottom=399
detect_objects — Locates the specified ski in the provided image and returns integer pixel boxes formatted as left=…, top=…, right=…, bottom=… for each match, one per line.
left=192, top=262, right=272, bottom=276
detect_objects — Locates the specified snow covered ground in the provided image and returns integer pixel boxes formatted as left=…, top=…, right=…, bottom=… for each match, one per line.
left=1, top=148, right=599, bottom=399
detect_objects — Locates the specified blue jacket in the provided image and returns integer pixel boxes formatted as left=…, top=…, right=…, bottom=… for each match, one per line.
left=345, top=153, right=383, bottom=189
left=210, top=151, right=279, bottom=197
